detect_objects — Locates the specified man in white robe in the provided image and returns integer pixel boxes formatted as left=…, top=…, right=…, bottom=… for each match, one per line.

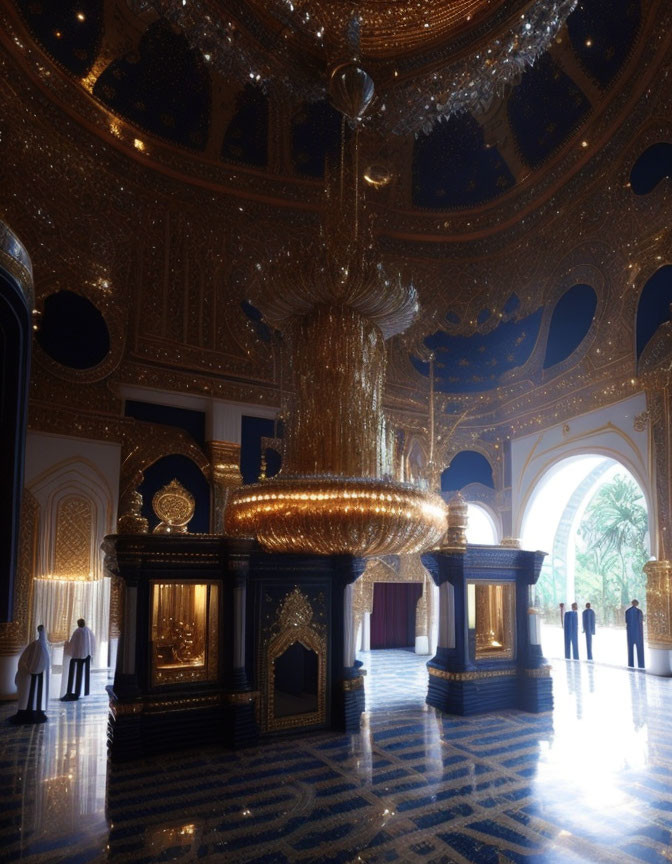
left=60, top=618, right=96, bottom=701
left=10, top=624, right=50, bottom=724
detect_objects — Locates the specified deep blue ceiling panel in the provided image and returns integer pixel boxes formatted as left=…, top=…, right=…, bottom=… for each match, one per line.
left=16, top=0, right=103, bottom=77
left=221, top=85, right=269, bottom=167
left=94, top=20, right=210, bottom=150
left=567, top=0, right=640, bottom=88
left=37, top=290, right=109, bottom=369
left=543, top=283, right=597, bottom=369
left=630, top=142, right=672, bottom=195
left=441, top=451, right=494, bottom=491
left=508, top=54, right=590, bottom=168
left=291, top=101, right=342, bottom=177
left=636, top=266, right=672, bottom=360
left=124, top=401, right=206, bottom=448
left=241, top=299, right=272, bottom=341
left=503, top=293, right=520, bottom=317
left=411, top=306, right=543, bottom=393
left=412, top=113, right=515, bottom=209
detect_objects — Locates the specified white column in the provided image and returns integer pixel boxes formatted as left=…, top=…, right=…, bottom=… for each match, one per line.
left=362, top=612, right=371, bottom=651
left=429, top=582, right=440, bottom=655
left=438, top=582, right=455, bottom=649
left=343, top=584, right=355, bottom=667
left=648, top=649, right=671, bottom=676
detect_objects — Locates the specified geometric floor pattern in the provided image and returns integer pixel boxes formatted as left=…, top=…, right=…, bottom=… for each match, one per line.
left=1, top=651, right=672, bottom=863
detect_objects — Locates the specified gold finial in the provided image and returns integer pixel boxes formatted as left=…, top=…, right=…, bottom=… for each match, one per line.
left=117, top=488, right=149, bottom=535
left=441, top=492, right=468, bottom=553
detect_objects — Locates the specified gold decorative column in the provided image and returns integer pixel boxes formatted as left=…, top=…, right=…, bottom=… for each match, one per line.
left=643, top=560, right=672, bottom=650
left=0, top=492, right=38, bottom=658
left=207, top=441, right=242, bottom=534
left=640, top=319, right=672, bottom=655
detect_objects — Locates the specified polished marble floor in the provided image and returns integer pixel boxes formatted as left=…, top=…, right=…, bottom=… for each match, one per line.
left=2, top=654, right=672, bottom=863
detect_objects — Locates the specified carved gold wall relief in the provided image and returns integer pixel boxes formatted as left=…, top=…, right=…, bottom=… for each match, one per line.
left=109, top=575, right=123, bottom=641
left=53, top=496, right=93, bottom=581
left=0, top=490, right=38, bottom=655
left=258, top=587, right=327, bottom=733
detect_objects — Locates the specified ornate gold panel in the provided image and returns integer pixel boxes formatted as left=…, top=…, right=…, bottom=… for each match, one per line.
left=259, top=587, right=327, bottom=733
left=0, top=490, right=38, bottom=655
left=52, top=495, right=93, bottom=581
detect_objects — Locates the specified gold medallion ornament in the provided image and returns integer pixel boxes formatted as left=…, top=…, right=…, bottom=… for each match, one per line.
left=152, top=479, right=195, bottom=534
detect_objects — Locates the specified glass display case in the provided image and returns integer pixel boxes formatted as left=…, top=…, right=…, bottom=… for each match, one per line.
left=468, top=582, right=515, bottom=660
left=150, top=582, right=219, bottom=686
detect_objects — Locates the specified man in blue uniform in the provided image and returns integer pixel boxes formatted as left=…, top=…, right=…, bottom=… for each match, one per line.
left=625, top=599, right=645, bottom=669
left=564, top=602, right=579, bottom=659
left=582, top=602, right=596, bottom=660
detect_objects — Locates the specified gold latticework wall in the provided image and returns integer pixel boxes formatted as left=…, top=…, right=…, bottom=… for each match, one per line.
left=53, top=496, right=93, bottom=581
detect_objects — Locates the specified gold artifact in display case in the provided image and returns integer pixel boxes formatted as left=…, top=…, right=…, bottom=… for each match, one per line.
left=150, top=582, right=219, bottom=686
left=468, top=582, right=515, bottom=660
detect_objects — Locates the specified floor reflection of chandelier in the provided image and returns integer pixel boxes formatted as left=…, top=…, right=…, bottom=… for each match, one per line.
left=225, top=67, right=447, bottom=556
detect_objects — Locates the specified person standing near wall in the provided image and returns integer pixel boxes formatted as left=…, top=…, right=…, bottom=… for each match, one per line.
left=61, top=619, right=96, bottom=701
left=625, top=599, right=645, bottom=669
left=564, top=602, right=579, bottom=659
left=10, top=625, right=50, bottom=724
left=582, top=602, right=596, bottom=660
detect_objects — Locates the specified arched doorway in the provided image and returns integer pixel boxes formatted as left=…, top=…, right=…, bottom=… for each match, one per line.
left=520, top=454, right=651, bottom=664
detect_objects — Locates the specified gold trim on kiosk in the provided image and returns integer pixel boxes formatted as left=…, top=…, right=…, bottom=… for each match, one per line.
left=150, top=581, right=219, bottom=686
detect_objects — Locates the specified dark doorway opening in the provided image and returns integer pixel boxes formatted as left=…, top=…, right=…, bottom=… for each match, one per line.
left=274, top=641, right=318, bottom=717
left=370, top=583, right=422, bottom=649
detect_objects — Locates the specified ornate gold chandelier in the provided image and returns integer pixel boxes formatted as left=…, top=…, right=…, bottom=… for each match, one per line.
left=225, top=67, right=446, bottom=556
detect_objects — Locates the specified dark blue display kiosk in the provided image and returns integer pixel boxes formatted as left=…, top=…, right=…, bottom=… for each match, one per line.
left=422, top=545, right=553, bottom=715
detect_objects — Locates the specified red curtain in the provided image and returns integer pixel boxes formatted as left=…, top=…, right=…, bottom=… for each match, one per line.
left=370, top=582, right=423, bottom=649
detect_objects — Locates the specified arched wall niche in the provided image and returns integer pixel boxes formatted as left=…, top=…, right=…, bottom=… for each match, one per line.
left=28, top=457, right=115, bottom=580
left=441, top=449, right=495, bottom=492
left=23, top=436, right=121, bottom=667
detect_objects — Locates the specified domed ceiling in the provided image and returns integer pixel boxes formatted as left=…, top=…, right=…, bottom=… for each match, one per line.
left=1, top=0, right=671, bottom=464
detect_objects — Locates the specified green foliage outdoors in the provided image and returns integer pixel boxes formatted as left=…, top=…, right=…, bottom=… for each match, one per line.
left=536, top=473, right=649, bottom=626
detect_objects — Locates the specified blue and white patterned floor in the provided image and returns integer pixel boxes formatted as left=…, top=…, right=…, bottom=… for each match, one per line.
left=1, top=653, right=672, bottom=863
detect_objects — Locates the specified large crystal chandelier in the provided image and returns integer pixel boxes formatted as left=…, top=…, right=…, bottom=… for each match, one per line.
left=225, top=67, right=447, bottom=555
left=135, top=0, right=577, bottom=135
